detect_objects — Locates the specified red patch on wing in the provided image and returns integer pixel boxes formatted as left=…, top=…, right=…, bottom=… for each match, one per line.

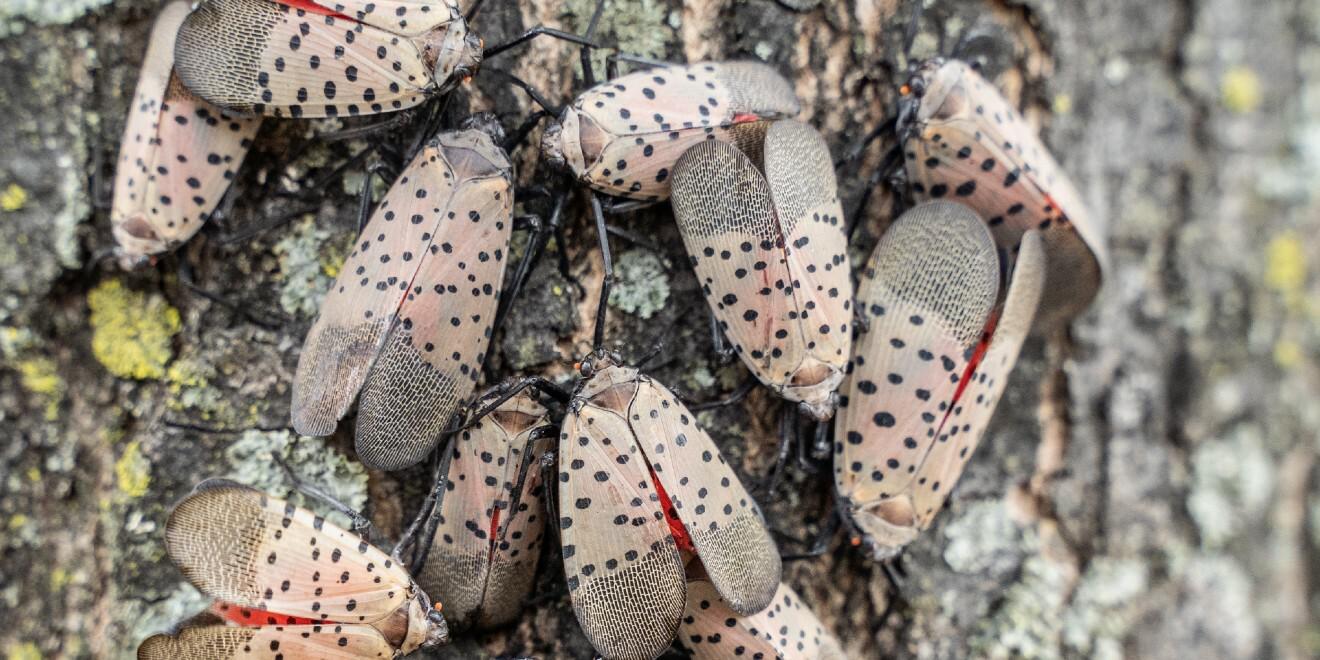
left=650, top=467, right=695, bottom=553
left=945, top=309, right=1000, bottom=419
left=276, top=0, right=354, bottom=21
left=732, top=113, right=762, bottom=124
left=489, top=508, right=502, bottom=550
left=212, top=602, right=319, bottom=627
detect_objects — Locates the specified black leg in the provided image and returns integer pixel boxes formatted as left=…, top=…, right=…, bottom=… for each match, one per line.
left=495, top=425, right=558, bottom=543
left=489, top=69, right=563, bottom=115
left=177, top=254, right=288, bottom=330
left=598, top=197, right=655, bottom=215
left=540, top=447, right=562, bottom=545
left=809, top=416, right=832, bottom=462
left=463, top=377, right=573, bottom=432
left=589, top=194, right=614, bottom=351
left=780, top=506, right=841, bottom=561
left=316, top=112, right=414, bottom=142
left=578, top=0, right=608, bottom=87
left=835, top=115, right=896, bottom=169
left=761, top=405, right=797, bottom=494
left=405, top=434, right=458, bottom=571
left=690, top=377, right=757, bottom=412
left=482, top=25, right=604, bottom=60
left=847, top=143, right=906, bottom=242
left=272, top=451, right=379, bottom=542
left=502, top=110, right=550, bottom=152
left=494, top=196, right=565, bottom=336
left=603, top=223, right=665, bottom=254
left=707, top=312, right=735, bottom=363
left=393, top=446, right=450, bottom=565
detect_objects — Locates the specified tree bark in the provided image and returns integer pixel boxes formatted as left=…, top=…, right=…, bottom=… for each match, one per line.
left=0, top=0, right=1315, bottom=658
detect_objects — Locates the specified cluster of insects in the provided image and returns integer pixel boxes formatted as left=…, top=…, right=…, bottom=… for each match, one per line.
left=115, top=0, right=1106, bottom=658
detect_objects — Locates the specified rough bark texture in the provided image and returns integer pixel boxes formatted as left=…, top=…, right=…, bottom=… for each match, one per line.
left=1, top=0, right=1317, bottom=658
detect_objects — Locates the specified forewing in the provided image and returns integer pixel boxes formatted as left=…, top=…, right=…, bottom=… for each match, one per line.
left=912, top=231, right=1045, bottom=527
left=292, top=140, right=460, bottom=438
left=678, top=580, right=846, bottom=660
left=174, top=0, right=432, bottom=118
left=164, top=483, right=414, bottom=624
left=418, top=391, right=551, bottom=631
left=904, top=59, right=1104, bottom=331
left=763, top=119, right=853, bottom=412
left=137, top=624, right=395, bottom=659
left=835, top=202, right=998, bottom=531
left=354, top=156, right=513, bottom=470
left=294, top=0, right=463, bottom=37
left=560, top=395, right=686, bottom=660
left=113, top=1, right=260, bottom=261
left=671, top=139, right=809, bottom=407
left=630, top=377, right=780, bottom=615
left=575, top=61, right=799, bottom=200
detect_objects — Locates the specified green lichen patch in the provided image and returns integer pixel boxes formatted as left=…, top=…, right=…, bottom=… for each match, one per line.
left=1062, top=558, right=1148, bottom=659
left=115, top=439, right=151, bottom=499
left=1187, top=427, right=1274, bottom=549
left=565, top=0, right=674, bottom=77
left=17, top=356, right=63, bottom=420
left=273, top=217, right=346, bottom=318
left=224, top=430, right=368, bottom=530
left=970, top=554, right=1071, bottom=659
left=88, top=279, right=181, bottom=380
left=608, top=249, right=670, bottom=319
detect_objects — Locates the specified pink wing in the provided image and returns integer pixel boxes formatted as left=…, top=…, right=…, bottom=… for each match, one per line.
left=678, top=580, right=846, bottom=660
left=138, top=623, right=396, bottom=659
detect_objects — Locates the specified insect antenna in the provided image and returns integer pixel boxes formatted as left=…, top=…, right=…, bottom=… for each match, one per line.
left=271, top=450, right=379, bottom=542
left=588, top=194, right=614, bottom=351
left=481, top=26, right=604, bottom=60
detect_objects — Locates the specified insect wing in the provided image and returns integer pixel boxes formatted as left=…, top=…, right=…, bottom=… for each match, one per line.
left=630, top=377, right=780, bottom=615
left=762, top=119, right=853, bottom=416
left=174, top=0, right=434, bottom=118
left=164, top=483, right=415, bottom=624
left=137, top=623, right=396, bottom=659
left=912, top=231, right=1045, bottom=527
left=834, top=201, right=998, bottom=553
left=113, top=0, right=260, bottom=262
left=903, top=59, right=1105, bottom=331
left=418, top=390, right=552, bottom=631
left=678, top=580, right=846, bottom=660
left=565, top=61, right=800, bottom=200
left=671, top=140, right=815, bottom=413
left=293, top=129, right=513, bottom=471
left=560, top=365, right=686, bottom=660
left=286, top=0, right=464, bottom=37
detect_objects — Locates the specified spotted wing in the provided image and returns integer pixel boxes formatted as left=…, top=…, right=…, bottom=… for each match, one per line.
left=293, top=130, right=512, bottom=471
left=174, top=0, right=433, bottom=118
left=575, top=61, right=800, bottom=200
left=672, top=139, right=814, bottom=411
left=560, top=379, right=686, bottom=660
left=762, top=119, right=853, bottom=415
left=903, top=59, right=1105, bottom=331
left=164, top=482, right=415, bottom=623
left=629, top=377, right=780, bottom=616
left=417, top=390, right=552, bottom=631
left=112, top=0, right=260, bottom=262
left=912, top=231, right=1045, bottom=527
left=834, top=201, right=998, bottom=551
left=677, top=580, right=846, bottom=660
left=286, top=0, right=463, bottom=37
left=137, top=624, right=395, bottom=659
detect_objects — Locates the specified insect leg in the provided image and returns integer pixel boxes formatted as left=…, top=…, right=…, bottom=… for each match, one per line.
left=808, top=417, right=832, bottom=462
left=177, top=254, right=288, bottom=330
left=495, top=424, right=558, bottom=543
left=492, top=69, right=564, bottom=115
left=271, top=450, right=379, bottom=541
left=394, top=443, right=451, bottom=565
left=502, top=110, right=551, bottom=152
left=579, top=0, right=608, bottom=87
left=404, top=434, right=458, bottom=571
left=495, top=195, right=565, bottom=335
left=689, top=376, right=757, bottom=412
left=481, top=26, right=604, bottom=60
left=707, top=311, right=735, bottom=362
left=589, top=193, right=614, bottom=351
left=762, top=405, right=798, bottom=494
left=847, top=142, right=906, bottom=241
left=779, top=505, right=841, bottom=560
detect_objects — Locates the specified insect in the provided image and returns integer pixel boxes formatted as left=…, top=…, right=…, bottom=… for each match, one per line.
left=412, top=386, right=556, bottom=632
left=540, top=60, right=802, bottom=202
left=172, top=0, right=483, bottom=119
left=112, top=0, right=261, bottom=267
left=834, top=201, right=1045, bottom=559
left=670, top=119, right=852, bottom=421
left=556, top=351, right=782, bottom=660
left=678, top=578, right=846, bottom=660
left=292, top=122, right=513, bottom=471
left=136, top=480, right=449, bottom=658
left=897, top=57, right=1105, bottom=332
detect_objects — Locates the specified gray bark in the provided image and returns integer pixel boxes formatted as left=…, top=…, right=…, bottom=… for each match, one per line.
left=1, top=0, right=1316, bottom=658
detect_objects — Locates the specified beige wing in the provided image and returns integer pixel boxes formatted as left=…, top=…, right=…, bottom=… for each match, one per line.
left=164, top=482, right=415, bottom=624
left=630, top=377, right=780, bottom=616
left=560, top=400, right=686, bottom=660
left=138, top=624, right=395, bottom=659
left=678, top=580, right=846, bottom=660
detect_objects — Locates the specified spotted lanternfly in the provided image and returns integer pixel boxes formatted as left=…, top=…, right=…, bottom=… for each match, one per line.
left=292, top=126, right=513, bottom=471
left=678, top=578, right=846, bottom=660
left=898, top=58, right=1105, bottom=332
left=541, top=61, right=801, bottom=202
left=414, top=388, right=554, bottom=632
left=834, top=201, right=1045, bottom=559
left=112, top=0, right=261, bottom=267
left=136, top=480, right=449, bottom=659
left=173, top=0, right=482, bottom=119
left=557, top=353, right=781, bottom=660
left=671, top=119, right=852, bottom=420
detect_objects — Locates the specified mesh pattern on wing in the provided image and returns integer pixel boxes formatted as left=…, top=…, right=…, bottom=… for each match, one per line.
left=671, top=140, right=776, bottom=241
left=355, top=328, right=465, bottom=471
left=574, top=540, right=686, bottom=660
left=689, top=514, right=782, bottom=616
left=764, top=120, right=837, bottom=236
left=137, top=627, right=254, bottom=660
left=174, top=0, right=273, bottom=111
left=478, top=554, right=539, bottom=630
left=292, top=321, right=387, bottom=436
left=865, top=201, right=999, bottom=346
left=164, top=487, right=266, bottom=605
left=417, top=552, right=487, bottom=632
left=715, top=62, right=802, bottom=117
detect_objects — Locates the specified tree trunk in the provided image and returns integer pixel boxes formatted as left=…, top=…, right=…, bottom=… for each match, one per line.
left=0, top=0, right=1315, bottom=658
